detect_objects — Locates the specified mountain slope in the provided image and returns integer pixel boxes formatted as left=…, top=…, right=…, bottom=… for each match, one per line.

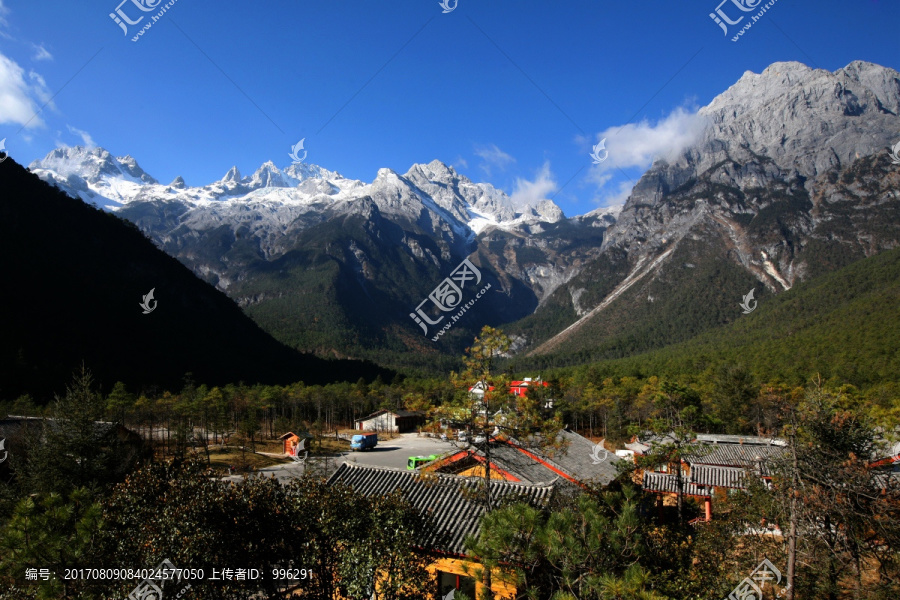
left=515, top=60, right=900, bottom=362
left=522, top=244, right=900, bottom=389
left=0, top=159, right=390, bottom=401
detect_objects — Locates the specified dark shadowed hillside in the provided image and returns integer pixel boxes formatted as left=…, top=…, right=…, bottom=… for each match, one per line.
left=0, top=159, right=391, bottom=401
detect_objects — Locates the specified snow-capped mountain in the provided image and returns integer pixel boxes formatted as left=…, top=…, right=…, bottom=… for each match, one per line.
left=26, top=60, right=900, bottom=371
left=30, top=150, right=566, bottom=243
left=30, top=146, right=600, bottom=367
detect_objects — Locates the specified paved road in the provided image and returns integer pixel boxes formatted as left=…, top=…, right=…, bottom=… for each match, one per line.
left=243, top=433, right=462, bottom=484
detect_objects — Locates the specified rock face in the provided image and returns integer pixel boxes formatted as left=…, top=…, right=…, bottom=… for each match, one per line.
left=524, top=61, right=900, bottom=358
left=607, top=61, right=900, bottom=252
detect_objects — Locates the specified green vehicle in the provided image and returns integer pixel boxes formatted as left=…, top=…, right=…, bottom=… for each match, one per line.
left=407, top=454, right=440, bottom=470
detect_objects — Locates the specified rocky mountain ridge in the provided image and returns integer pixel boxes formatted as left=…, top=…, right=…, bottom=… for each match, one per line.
left=27, top=60, right=900, bottom=371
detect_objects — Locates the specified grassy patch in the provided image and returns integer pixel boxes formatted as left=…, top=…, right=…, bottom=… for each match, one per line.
left=205, top=446, right=292, bottom=472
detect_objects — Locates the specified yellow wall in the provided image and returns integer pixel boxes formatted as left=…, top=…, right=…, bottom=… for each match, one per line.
left=427, top=557, right=517, bottom=599
left=457, top=464, right=514, bottom=481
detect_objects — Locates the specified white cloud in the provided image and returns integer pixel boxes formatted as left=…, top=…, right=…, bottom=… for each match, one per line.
left=594, top=180, right=634, bottom=209
left=32, top=44, right=52, bottom=61
left=67, top=125, right=95, bottom=147
left=474, top=143, right=515, bottom=176
left=0, top=52, right=50, bottom=128
left=453, top=155, right=468, bottom=170
left=510, top=161, right=557, bottom=208
left=584, top=106, right=708, bottom=183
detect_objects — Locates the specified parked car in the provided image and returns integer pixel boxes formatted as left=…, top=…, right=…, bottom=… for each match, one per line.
left=350, top=432, right=378, bottom=451
left=473, top=434, right=486, bottom=445
left=457, top=431, right=468, bottom=443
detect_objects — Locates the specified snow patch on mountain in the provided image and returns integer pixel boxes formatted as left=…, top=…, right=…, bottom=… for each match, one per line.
left=29, top=147, right=571, bottom=240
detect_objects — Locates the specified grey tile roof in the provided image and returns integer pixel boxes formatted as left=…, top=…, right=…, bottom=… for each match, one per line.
left=458, top=431, right=623, bottom=488
left=544, top=430, right=623, bottom=486
left=872, top=470, right=900, bottom=490
left=481, top=443, right=561, bottom=485
left=327, top=463, right=556, bottom=555
left=392, top=410, right=425, bottom=418
left=686, top=444, right=786, bottom=476
left=696, top=434, right=786, bottom=446
left=689, top=465, right=750, bottom=488
left=642, top=471, right=711, bottom=497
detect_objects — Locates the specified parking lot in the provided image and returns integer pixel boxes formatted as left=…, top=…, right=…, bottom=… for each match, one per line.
left=248, top=432, right=461, bottom=484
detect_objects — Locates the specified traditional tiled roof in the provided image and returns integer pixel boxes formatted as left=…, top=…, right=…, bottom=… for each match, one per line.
left=625, top=432, right=683, bottom=455
left=544, top=430, right=623, bottom=486
left=689, top=464, right=750, bottom=488
left=437, top=430, right=622, bottom=488
left=872, top=470, right=900, bottom=491
left=695, top=434, right=785, bottom=446
left=327, top=463, right=556, bottom=555
left=642, top=471, right=711, bottom=497
left=392, top=410, right=425, bottom=418
left=686, top=444, right=786, bottom=476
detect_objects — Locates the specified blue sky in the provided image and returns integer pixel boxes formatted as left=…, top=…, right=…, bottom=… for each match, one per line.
left=0, top=0, right=897, bottom=216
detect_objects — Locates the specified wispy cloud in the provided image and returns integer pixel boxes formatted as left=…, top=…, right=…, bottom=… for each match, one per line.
left=510, top=161, right=557, bottom=208
left=0, top=52, right=51, bottom=128
left=585, top=107, right=707, bottom=176
left=581, top=105, right=708, bottom=207
left=67, top=125, right=95, bottom=147
left=474, top=143, right=515, bottom=176
left=32, top=43, right=53, bottom=61
left=593, top=180, right=634, bottom=209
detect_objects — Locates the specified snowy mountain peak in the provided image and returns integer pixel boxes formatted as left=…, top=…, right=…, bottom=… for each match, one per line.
left=29, top=145, right=571, bottom=243
left=222, top=166, right=242, bottom=183
left=248, top=161, right=293, bottom=189
left=29, top=145, right=157, bottom=185
left=375, top=167, right=399, bottom=180
left=407, top=160, right=458, bottom=184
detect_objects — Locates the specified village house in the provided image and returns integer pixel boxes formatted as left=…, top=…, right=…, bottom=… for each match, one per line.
left=353, top=409, right=426, bottom=433
left=327, top=462, right=555, bottom=599
left=636, top=433, right=787, bottom=522
left=467, top=377, right=549, bottom=399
